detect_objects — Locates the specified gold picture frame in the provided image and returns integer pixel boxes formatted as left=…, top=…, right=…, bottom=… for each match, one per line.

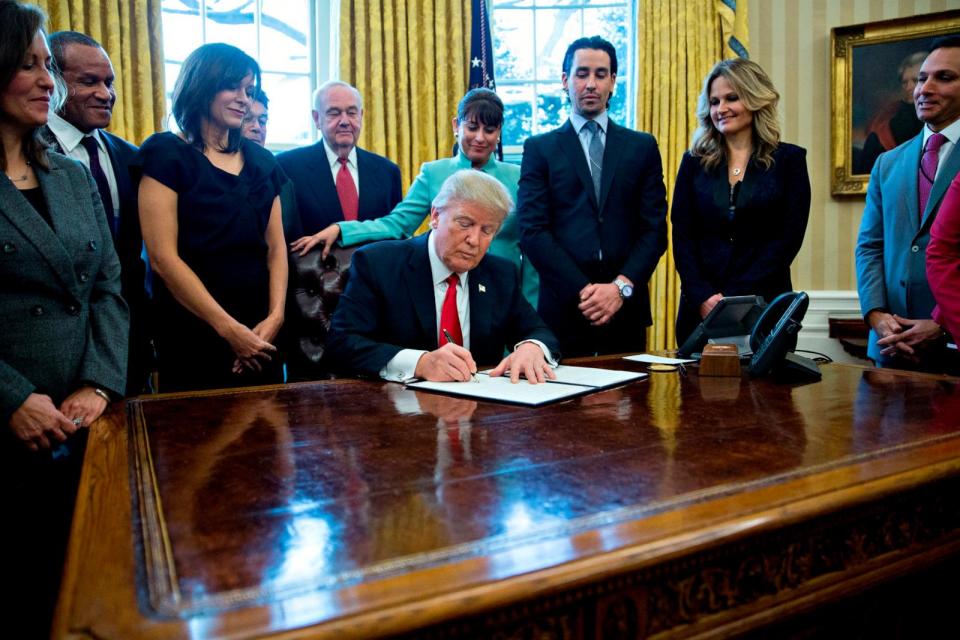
left=830, top=10, right=960, bottom=196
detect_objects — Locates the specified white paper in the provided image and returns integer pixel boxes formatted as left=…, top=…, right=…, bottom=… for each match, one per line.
left=543, top=365, right=647, bottom=387
left=409, top=365, right=647, bottom=406
left=623, top=353, right=697, bottom=365
left=409, top=375, right=592, bottom=406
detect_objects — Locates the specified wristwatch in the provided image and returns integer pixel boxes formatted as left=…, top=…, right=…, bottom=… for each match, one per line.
left=614, top=278, right=634, bottom=299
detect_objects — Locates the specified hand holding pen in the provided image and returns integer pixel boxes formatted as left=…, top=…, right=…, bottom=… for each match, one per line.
left=413, top=331, right=480, bottom=382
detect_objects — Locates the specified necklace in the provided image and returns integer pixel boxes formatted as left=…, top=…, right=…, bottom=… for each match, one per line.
left=731, top=167, right=742, bottom=176
left=5, top=159, right=30, bottom=183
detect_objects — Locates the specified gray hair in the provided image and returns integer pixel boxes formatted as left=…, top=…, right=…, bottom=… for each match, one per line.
left=312, top=80, right=363, bottom=112
left=432, top=170, right=513, bottom=224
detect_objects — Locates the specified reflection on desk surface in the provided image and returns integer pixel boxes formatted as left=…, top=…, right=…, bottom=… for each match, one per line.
left=128, top=362, right=960, bottom=617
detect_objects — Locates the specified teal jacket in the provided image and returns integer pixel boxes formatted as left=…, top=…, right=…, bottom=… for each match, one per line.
left=338, top=152, right=539, bottom=307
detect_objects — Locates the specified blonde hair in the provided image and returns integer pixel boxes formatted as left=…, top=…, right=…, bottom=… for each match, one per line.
left=691, top=58, right=781, bottom=171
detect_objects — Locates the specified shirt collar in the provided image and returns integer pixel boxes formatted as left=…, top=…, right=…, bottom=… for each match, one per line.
left=570, top=110, right=609, bottom=135
left=47, top=111, right=104, bottom=154
left=456, top=149, right=497, bottom=171
left=427, top=230, right=469, bottom=287
left=322, top=138, right=358, bottom=169
left=923, top=117, right=960, bottom=147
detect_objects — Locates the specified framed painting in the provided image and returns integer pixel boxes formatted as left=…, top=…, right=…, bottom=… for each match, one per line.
left=831, top=10, right=960, bottom=196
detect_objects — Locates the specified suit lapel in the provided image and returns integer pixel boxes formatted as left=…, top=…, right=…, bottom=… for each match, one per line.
left=309, top=142, right=343, bottom=219
left=355, top=147, right=371, bottom=218
left=406, top=234, right=439, bottom=347
left=598, top=121, right=623, bottom=212
left=900, top=134, right=923, bottom=231
left=558, top=120, right=598, bottom=210
left=923, top=138, right=960, bottom=226
left=468, top=259, right=492, bottom=353
left=0, top=163, right=76, bottom=292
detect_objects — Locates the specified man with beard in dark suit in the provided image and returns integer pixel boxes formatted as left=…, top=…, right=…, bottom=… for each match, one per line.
left=517, top=36, right=667, bottom=357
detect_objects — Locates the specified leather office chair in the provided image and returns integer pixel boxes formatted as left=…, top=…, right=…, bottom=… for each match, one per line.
left=286, top=245, right=358, bottom=381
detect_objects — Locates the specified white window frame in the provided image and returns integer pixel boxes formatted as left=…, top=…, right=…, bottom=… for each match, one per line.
left=160, top=0, right=340, bottom=151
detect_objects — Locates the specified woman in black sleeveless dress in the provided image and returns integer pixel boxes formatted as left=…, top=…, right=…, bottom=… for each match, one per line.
left=138, top=43, right=287, bottom=392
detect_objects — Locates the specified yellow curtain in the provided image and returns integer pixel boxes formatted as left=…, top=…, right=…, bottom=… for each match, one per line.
left=29, top=0, right=165, bottom=145
left=339, top=0, right=469, bottom=195
left=637, top=0, right=749, bottom=351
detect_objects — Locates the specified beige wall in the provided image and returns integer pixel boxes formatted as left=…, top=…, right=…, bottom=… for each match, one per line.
left=749, top=0, right=957, bottom=292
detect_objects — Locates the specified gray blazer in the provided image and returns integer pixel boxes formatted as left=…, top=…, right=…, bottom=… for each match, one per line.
left=855, top=130, right=960, bottom=364
left=0, top=152, right=129, bottom=425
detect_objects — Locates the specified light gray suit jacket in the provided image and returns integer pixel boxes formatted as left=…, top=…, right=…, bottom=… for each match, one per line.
left=0, top=152, right=129, bottom=426
left=855, top=130, right=960, bottom=365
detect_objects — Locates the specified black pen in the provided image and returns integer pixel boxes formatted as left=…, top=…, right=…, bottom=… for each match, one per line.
left=442, top=328, right=480, bottom=382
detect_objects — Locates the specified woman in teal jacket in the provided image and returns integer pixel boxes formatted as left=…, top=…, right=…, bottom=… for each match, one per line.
left=290, top=88, right=538, bottom=306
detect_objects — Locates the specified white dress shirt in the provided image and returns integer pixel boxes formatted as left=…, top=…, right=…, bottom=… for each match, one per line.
left=46, top=111, right=120, bottom=219
left=322, top=139, right=360, bottom=193
left=570, top=109, right=609, bottom=172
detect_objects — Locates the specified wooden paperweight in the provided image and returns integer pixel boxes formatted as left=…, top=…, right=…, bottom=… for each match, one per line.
left=699, top=343, right=742, bottom=377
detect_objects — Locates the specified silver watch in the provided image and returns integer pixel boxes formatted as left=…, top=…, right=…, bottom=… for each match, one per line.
left=614, top=278, right=634, bottom=299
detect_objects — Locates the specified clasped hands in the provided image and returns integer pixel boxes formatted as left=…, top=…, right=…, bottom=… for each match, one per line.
left=579, top=277, right=630, bottom=326
left=414, top=342, right=556, bottom=384
left=221, top=314, right=281, bottom=374
left=868, top=310, right=944, bottom=362
left=9, top=386, right=108, bottom=452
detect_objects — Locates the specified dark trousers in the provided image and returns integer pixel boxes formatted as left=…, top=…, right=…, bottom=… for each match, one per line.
left=1, top=430, right=87, bottom=639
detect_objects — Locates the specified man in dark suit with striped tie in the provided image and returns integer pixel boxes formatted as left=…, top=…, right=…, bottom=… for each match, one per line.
left=517, top=36, right=668, bottom=357
left=41, top=31, right=148, bottom=394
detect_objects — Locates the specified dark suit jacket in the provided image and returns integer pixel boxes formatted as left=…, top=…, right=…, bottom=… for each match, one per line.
left=325, top=233, right=560, bottom=377
left=276, top=143, right=402, bottom=235
left=40, top=126, right=148, bottom=394
left=0, top=152, right=129, bottom=426
left=517, top=119, right=668, bottom=356
left=670, top=144, right=811, bottom=344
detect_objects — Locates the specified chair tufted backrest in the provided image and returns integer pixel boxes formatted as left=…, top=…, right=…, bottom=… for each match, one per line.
left=286, top=245, right=358, bottom=380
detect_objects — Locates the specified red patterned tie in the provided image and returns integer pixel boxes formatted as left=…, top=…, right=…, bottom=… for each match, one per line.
left=919, top=132, right=948, bottom=219
left=439, top=274, right=462, bottom=347
left=336, top=157, right=359, bottom=221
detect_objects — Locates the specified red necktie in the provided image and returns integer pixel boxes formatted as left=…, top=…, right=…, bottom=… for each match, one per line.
left=919, top=132, right=948, bottom=219
left=439, top=273, right=462, bottom=347
left=336, top=157, right=358, bottom=221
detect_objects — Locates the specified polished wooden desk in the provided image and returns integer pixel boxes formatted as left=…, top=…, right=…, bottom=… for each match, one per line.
left=53, top=361, right=960, bottom=639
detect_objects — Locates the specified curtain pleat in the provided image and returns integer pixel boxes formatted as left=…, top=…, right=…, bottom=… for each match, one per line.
left=30, top=0, right=165, bottom=145
left=340, top=0, right=469, bottom=195
left=637, top=0, right=749, bottom=351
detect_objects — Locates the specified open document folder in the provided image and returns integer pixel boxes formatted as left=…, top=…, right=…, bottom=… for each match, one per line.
left=406, top=365, right=647, bottom=406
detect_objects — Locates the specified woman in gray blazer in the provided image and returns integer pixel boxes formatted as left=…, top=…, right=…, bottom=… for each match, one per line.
left=0, top=3, right=128, bottom=635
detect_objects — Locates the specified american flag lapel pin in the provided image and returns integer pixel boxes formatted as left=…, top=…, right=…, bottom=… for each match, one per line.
left=478, top=283, right=486, bottom=293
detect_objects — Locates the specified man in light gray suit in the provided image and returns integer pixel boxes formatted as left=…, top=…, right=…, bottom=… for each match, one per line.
left=856, top=36, right=960, bottom=373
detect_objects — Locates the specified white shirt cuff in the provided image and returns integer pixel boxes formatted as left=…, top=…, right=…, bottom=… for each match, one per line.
left=380, top=349, right=427, bottom=382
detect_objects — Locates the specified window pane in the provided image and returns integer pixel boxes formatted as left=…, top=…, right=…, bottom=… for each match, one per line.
left=493, top=9, right=534, bottom=81
left=534, top=8, right=580, bottom=81
left=583, top=5, right=631, bottom=55
left=500, top=85, right=534, bottom=148
left=259, top=0, right=310, bottom=74
left=262, top=73, right=313, bottom=147
left=160, top=0, right=202, bottom=63
left=204, top=0, right=256, bottom=56
left=536, top=84, right=566, bottom=133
